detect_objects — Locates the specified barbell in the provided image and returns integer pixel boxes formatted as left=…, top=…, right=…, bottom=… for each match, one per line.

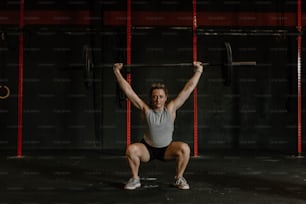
left=83, top=42, right=256, bottom=86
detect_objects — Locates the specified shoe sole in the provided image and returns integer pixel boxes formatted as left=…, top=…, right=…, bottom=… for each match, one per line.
left=178, top=186, right=190, bottom=190
left=124, top=184, right=141, bottom=190
left=173, top=184, right=190, bottom=190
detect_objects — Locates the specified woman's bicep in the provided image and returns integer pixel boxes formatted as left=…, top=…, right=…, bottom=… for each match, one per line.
left=169, top=89, right=191, bottom=110
left=126, top=89, right=149, bottom=110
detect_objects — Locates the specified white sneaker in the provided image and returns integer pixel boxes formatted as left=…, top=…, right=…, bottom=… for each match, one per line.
left=173, top=176, right=190, bottom=190
left=124, top=177, right=141, bottom=190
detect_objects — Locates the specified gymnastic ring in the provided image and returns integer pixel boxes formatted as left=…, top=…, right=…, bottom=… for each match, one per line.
left=0, top=85, right=10, bottom=99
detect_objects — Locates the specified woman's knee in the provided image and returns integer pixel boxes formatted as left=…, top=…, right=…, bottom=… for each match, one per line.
left=180, top=143, right=190, bottom=155
left=170, top=142, right=190, bottom=157
left=126, top=144, right=140, bottom=156
left=126, top=143, right=150, bottom=162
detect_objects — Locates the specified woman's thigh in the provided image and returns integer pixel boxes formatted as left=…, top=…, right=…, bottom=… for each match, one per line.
left=127, top=142, right=151, bottom=162
left=163, top=141, right=190, bottom=160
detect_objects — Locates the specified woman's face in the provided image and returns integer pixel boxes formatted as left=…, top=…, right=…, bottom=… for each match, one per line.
left=151, top=89, right=167, bottom=110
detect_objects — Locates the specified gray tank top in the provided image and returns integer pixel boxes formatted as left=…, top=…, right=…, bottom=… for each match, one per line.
left=143, top=108, right=174, bottom=148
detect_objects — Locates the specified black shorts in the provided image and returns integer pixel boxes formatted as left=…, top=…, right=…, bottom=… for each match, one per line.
left=141, top=139, right=168, bottom=162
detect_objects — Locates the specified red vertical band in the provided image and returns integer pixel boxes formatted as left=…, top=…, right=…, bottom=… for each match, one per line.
left=17, top=0, right=24, bottom=157
left=297, top=35, right=302, bottom=154
left=192, top=0, right=198, bottom=157
left=297, top=0, right=302, bottom=155
left=297, top=0, right=302, bottom=30
left=126, top=0, right=132, bottom=147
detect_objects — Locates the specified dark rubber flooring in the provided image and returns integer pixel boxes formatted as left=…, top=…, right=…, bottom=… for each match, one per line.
left=0, top=150, right=305, bottom=204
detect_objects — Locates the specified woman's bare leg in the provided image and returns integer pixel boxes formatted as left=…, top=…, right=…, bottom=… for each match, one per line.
left=164, top=141, right=190, bottom=178
left=126, top=143, right=150, bottom=178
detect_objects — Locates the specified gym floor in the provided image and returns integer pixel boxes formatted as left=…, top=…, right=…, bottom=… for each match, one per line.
left=1, top=150, right=305, bottom=204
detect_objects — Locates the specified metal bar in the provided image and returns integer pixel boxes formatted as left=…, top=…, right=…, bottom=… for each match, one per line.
left=297, top=0, right=303, bottom=156
left=197, top=28, right=302, bottom=36
left=98, top=61, right=255, bottom=68
left=2, top=27, right=303, bottom=37
left=126, top=0, right=132, bottom=148
left=130, top=27, right=302, bottom=36
left=98, top=63, right=205, bottom=68
left=17, top=0, right=24, bottom=158
left=125, top=63, right=196, bottom=67
left=192, top=0, right=198, bottom=157
left=231, top=61, right=257, bottom=66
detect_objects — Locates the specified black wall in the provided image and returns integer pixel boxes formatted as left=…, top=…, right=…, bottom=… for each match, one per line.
left=0, top=0, right=305, bottom=154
